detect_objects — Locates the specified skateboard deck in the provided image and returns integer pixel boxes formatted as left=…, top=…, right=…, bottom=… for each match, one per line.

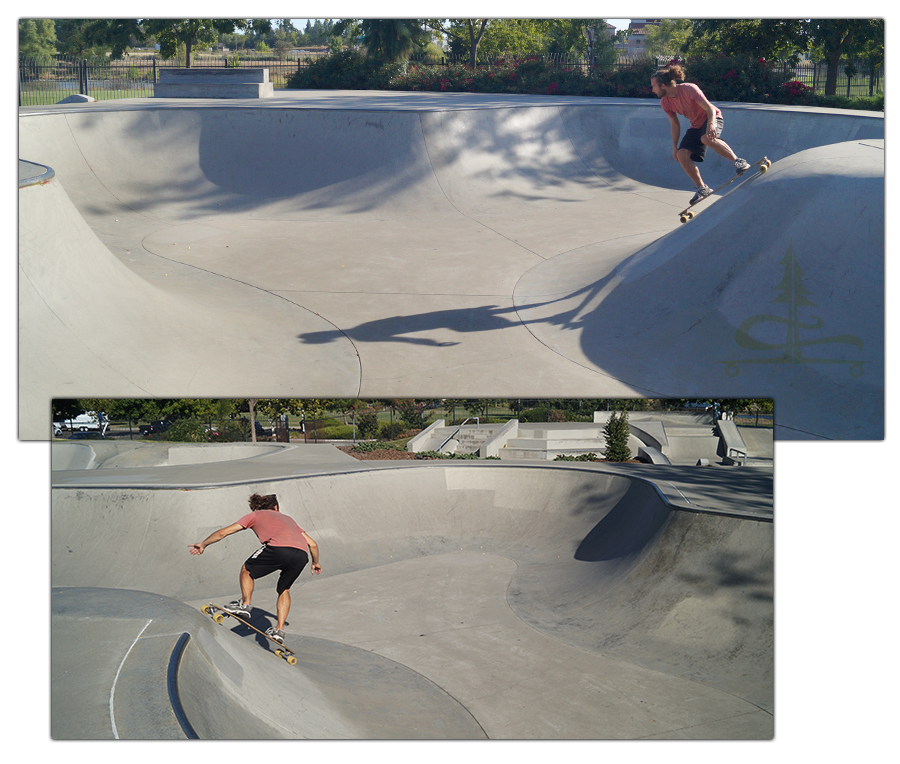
left=201, top=603, right=297, bottom=665
left=678, top=157, right=771, bottom=223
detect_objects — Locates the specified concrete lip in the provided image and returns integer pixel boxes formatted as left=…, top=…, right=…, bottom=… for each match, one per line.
left=18, top=91, right=883, bottom=441
left=51, top=442, right=773, bottom=739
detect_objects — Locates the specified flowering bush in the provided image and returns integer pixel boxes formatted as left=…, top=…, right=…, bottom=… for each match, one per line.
left=286, top=51, right=882, bottom=110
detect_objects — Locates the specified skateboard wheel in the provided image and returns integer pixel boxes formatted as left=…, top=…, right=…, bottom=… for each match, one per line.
left=213, top=613, right=225, bottom=624
left=687, top=211, right=694, bottom=219
left=201, top=605, right=211, bottom=615
left=679, top=215, right=688, bottom=224
left=286, top=656, right=297, bottom=666
left=275, top=649, right=284, bottom=658
left=759, top=164, right=768, bottom=173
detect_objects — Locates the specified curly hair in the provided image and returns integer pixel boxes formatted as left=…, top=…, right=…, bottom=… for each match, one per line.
left=653, top=64, right=686, bottom=87
left=249, top=493, right=278, bottom=511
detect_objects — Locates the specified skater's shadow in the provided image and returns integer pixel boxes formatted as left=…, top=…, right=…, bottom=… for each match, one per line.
left=297, top=274, right=620, bottom=348
left=228, top=607, right=288, bottom=652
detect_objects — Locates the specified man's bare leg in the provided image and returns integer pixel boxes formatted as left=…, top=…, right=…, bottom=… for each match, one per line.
left=240, top=565, right=254, bottom=606
left=676, top=148, right=705, bottom=186
left=276, top=588, right=291, bottom=631
left=702, top=134, right=738, bottom=162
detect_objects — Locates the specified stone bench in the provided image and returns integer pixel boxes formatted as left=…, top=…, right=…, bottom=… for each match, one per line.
left=155, top=68, right=274, bottom=99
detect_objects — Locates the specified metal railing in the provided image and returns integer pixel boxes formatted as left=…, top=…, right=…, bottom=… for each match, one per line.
left=437, top=417, right=480, bottom=453
left=18, top=53, right=311, bottom=106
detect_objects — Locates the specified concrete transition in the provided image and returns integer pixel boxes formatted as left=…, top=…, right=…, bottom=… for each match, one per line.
left=18, top=92, right=883, bottom=440
left=51, top=442, right=773, bottom=739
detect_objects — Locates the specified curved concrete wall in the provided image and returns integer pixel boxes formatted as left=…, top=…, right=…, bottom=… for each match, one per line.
left=52, top=463, right=773, bottom=711
left=19, top=97, right=882, bottom=439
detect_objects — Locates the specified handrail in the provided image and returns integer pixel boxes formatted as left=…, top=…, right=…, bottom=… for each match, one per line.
left=437, top=417, right=479, bottom=453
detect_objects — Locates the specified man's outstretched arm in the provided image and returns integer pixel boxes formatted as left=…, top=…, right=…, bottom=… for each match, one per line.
left=302, top=531, right=322, bottom=574
left=189, top=522, right=245, bottom=555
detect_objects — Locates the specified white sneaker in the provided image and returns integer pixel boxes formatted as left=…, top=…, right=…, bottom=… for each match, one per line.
left=266, top=626, right=285, bottom=644
left=734, top=158, right=751, bottom=175
left=223, top=600, right=250, bottom=619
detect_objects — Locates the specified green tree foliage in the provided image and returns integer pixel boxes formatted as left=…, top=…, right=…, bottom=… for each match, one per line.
left=602, top=407, right=632, bottom=462
left=642, top=19, right=695, bottom=57
left=685, top=19, right=884, bottom=95
left=19, top=19, right=57, bottom=57
left=143, top=19, right=272, bottom=66
left=334, top=19, right=431, bottom=62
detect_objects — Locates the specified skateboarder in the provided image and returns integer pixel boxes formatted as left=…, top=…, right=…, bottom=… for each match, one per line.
left=651, top=63, right=751, bottom=204
left=188, top=492, right=321, bottom=644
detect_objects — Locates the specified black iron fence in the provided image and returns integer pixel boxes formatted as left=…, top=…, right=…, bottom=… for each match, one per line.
left=19, top=52, right=883, bottom=107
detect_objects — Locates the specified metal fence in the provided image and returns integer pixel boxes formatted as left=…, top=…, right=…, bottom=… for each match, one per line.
left=18, top=54, right=311, bottom=106
left=19, top=52, right=883, bottom=107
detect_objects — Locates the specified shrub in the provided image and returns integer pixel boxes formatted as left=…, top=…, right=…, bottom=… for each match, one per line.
left=554, top=453, right=599, bottom=461
left=350, top=440, right=404, bottom=452
left=686, top=55, right=790, bottom=104
left=602, top=409, right=632, bottom=462
left=355, top=410, right=379, bottom=439
left=165, top=419, right=208, bottom=442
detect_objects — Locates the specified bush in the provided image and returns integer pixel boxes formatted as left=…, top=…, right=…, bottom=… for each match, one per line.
left=286, top=51, right=881, bottom=109
left=286, top=49, right=406, bottom=90
left=350, top=440, right=405, bottom=452
left=602, top=409, right=632, bottom=462
left=165, top=419, right=208, bottom=442
left=554, top=453, right=599, bottom=461
left=686, top=55, right=791, bottom=104
left=356, top=410, right=379, bottom=439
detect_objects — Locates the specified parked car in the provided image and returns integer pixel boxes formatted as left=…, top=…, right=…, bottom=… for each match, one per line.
left=67, top=431, right=105, bottom=440
left=139, top=420, right=173, bottom=437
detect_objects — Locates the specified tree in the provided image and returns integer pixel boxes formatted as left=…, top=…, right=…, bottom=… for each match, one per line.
left=78, top=19, right=272, bottom=64
left=685, top=19, right=807, bottom=61
left=19, top=19, right=57, bottom=57
left=426, top=19, right=490, bottom=67
left=805, top=19, right=883, bottom=95
left=143, top=19, right=272, bottom=66
left=332, top=19, right=431, bottom=61
left=54, top=19, right=112, bottom=57
left=602, top=407, right=632, bottom=462
left=642, top=19, right=694, bottom=57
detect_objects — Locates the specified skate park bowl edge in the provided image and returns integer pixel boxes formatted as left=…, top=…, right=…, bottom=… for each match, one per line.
left=18, top=92, right=884, bottom=440
left=51, top=444, right=774, bottom=740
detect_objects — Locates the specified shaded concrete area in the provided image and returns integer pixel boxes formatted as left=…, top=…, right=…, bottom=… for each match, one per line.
left=19, top=92, right=883, bottom=440
left=51, top=443, right=772, bottom=739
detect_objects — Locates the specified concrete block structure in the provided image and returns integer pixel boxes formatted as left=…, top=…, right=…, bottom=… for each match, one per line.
left=155, top=68, right=274, bottom=98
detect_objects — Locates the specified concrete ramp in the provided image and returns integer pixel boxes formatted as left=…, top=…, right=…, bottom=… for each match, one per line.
left=516, top=139, right=883, bottom=439
left=52, top=459, right=773, bottom=738
left=52, top=587, right=484, bottom=739
left=19, top=94, right=883, bottom=440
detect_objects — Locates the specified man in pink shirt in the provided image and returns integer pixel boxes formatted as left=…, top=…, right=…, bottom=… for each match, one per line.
left=651, top=63, right=751, bottom=204
left=189, top=492, right=321, bottom=644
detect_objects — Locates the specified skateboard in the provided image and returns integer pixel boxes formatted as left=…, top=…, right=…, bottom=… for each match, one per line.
left=678, top=157, right=771, bottom=223
left=201, top=603, right=298, bottom=665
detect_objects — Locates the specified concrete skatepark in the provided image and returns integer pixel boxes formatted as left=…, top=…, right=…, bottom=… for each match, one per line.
left=51, top=440, right=773, bottom=739
left=18, top=91, right=884, bottom=441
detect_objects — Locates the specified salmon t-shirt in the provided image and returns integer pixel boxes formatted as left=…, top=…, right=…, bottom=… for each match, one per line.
left=661, top=83, right=722, bottom=129
left=238, top=510, right=308, bottom=551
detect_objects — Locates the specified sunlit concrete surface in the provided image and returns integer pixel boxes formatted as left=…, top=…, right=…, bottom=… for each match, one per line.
left=19, top=91, right=883, bottom=440
left=51, top=442, right=773, bottom=739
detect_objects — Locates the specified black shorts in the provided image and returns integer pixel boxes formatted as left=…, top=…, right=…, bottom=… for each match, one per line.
left=679, top=116, right=724, bottom=162
left=243, top=544, right=308, bottom=593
